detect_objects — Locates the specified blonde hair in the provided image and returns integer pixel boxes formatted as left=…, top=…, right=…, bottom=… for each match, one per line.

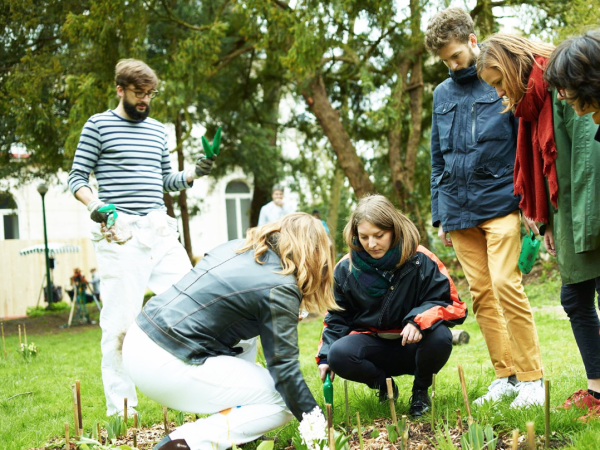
left=236, top=213, right=337, bottom=314
left=344, top=194, right=420, bottom=267
left=115, top=59, right=159, bottom=89
left=477, top=34, right=555, bottom=112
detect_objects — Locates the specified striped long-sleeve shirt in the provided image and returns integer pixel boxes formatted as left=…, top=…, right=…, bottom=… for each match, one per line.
left=68, top=110, right=191, bottom=216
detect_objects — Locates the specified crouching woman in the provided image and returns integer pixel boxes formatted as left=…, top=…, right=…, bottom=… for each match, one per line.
left=316, top=195, right=467, bottom=417
left=122, top=213, right=337, bottom=450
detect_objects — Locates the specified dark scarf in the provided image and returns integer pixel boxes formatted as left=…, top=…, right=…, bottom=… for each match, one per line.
left=449, top=65, right=478, bottom=85
left=350, top=242, right=402, bottom=297
left=513, top=56, right=558, bottom=223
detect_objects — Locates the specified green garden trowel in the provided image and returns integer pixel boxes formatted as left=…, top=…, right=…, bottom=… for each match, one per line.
left=98, top=204, right=117, bottom=228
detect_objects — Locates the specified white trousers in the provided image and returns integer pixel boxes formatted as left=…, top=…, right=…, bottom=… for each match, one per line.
left=93, top=211, right=192, bottom=415
left=123, top=323, right=293, bottom=450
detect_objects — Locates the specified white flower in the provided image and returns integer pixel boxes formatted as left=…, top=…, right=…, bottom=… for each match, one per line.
left=298, top=407, right=328, bottom=450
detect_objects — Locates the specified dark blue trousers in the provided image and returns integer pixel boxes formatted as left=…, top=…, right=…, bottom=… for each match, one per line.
left=561, top=277, right=600, bottom=379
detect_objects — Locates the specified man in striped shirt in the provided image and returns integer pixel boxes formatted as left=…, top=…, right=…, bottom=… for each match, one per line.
left=68, top=59, right=214, bottom=417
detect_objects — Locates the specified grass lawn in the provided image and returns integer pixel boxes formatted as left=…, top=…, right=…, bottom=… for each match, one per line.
left=1, top=266, right=599, bottom=449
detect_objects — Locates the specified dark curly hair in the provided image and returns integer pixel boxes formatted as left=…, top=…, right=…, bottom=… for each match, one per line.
left=545, top=30, right=600, bottom=110
left=425, top=8, right=474, bottom=54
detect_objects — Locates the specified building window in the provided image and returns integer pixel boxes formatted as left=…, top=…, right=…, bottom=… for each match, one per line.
left=0, top=191, right=19, bottom=240
left=225, top=181, right=251, bottom=240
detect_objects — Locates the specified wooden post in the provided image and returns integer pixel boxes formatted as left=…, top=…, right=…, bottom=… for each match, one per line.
left=76, top=381, right=83, bottom=432
left=97, top=422, right=102, bottom=444
left=344, top=380, right=350, bottom=430
left=545, top=380, right=551, bottom=448
left=71, top=385, right=79, bottom=439
left=124, top=398, right=128, bottom=425
left=23, top=324, right=27, bottom=346
left=163, top=406, right=170, bottom=434
left=431, top=374, right=436, bottom=430
left=457, top=365, right=473, bottom=425
left=134, top=412, right=138, bottom=429
left=18, top=324, right=22, bottom=347
left=356, top=412, right=364, bottom=450
left=511, top=429, right=519, bottom=450
left=64, top=423, right=69, bottom=450
left=527, top=422, right=535, bottom=450
left=133, top=429, right=137, bottom=448
left=401, top=417, right=408, bottom=449
left=456, top=409, right=463, bottom=433
left=386, top=378, right=397, bottom=426
left=327, top=404, right=335, bottom=450
left=1, top=322, right=6, bottom=358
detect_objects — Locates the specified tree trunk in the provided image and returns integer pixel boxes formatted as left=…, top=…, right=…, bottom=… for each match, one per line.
left=327, top=164, right=345, bottom=259
left=163, top=193, right=175, bottom=218
left=303, top=76, right=374, bottom=198
left=175, top=113, right=194, bottom=263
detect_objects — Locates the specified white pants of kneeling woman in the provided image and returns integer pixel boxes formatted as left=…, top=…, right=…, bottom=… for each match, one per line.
left=123, top=323, right=293, bottom=450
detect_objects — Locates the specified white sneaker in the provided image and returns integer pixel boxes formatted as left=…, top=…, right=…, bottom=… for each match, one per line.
left=510, top=379, right=545, bottom=408
left=473, top=377, right=519, bottom=405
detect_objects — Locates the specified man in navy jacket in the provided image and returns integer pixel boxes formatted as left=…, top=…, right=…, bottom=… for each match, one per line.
left=425, top=8, right=545, bottom=408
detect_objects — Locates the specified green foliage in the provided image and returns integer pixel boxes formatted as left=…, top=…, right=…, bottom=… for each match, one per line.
left=26, top=302, right=70, bottom=318
left=19, top=342, right=38, bottom=361
left=104, top=415, right=127, bottom=442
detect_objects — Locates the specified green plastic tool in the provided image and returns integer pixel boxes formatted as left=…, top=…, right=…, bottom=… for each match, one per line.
left=201, top=126, right=222, bottom=159
left=98, top=204, right=118, bottom=228
left=518, top=230, right=541, bottom=274
left=323, top=372, right=334, bottom=407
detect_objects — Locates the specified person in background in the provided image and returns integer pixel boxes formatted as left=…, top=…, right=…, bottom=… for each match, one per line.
left=257, top=184, right=295, bottom=226
left=122, top=213, right=336, bottom=450
left=312, top=209, right=330, bottom=235
left=90, top=268, right=101, bottom=300
left=478, top=33, right=600, bottom=418
left=425, top=8, right=545, bottom=408
left=316, top=195, right=467, bottom=418
left=68, top=58, right=215, bottom=416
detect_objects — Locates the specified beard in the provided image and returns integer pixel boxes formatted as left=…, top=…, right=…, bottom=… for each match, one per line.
left=467, top=47, right=477, bottom=68
left=123, top=97, right=151, bottom=121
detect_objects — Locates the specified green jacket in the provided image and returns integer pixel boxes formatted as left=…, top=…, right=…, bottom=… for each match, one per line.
left=551, top=91, right=600, bottom=284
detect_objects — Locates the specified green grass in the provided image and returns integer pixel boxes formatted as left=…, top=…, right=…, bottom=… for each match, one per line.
left=1, top=268, right=599, bottom=449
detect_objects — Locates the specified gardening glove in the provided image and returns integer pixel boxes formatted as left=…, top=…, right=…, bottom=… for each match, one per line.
left=194, top=152, right=215, bottom=177
left=100, top=216, right=132, bottom=245
left=87, top=199, right=109, bottom=224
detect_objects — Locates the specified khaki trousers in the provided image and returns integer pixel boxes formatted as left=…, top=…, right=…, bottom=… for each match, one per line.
left=449, top=211, right=543, bottom=381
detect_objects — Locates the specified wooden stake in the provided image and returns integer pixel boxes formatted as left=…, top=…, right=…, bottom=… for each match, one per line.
left=75, top=381, right=83, bottom=432
left=1, top=322, right=6, bottom=358
left=545, top=379, right=551, bottom=448
left=124, top=398, right=128, bottom=425
left=527, top=422, right=535, bottom=450
left=455, top=409, right=463, bottom=433
left=401, top=419, right=409, bottom=449
left=71, top=385, right=79, bottom=439
left=64, top=423, right=69, bottom=450
left=344, top=380, right=351, bottom=430
left=356, top=412, right=364, bottom=450
left=23, top=324, right=27, bottom=346
left=18, top=324, right=22, bottom=347
left=386, top=378, right=398, bottom=426
left=133, top=429, right=137, bottom=448
left=97, top=422, right=102, bottom=444
left=134, top=412, right=138, bottom=429
left=327, top=404, right=335, bottom=450
left=431, top=374, right=436, bottom=430
left=511, top=429, right=519, bottom=450
left=457, top=365, right=473, bottom=424
left=163, top=406, right=170, bottom=434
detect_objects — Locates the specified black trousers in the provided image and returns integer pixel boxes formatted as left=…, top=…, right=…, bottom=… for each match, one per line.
left=561, top=277, right=600, bottom=379
left=327, top=324, right=453, bottom=391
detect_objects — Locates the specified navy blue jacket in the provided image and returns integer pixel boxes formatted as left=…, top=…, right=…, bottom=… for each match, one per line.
left=430, top=68, right=520, bottom=231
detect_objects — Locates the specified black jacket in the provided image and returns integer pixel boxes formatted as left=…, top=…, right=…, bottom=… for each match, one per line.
left=137, top=239, right=318, bottom=420
left=317, top=246, right=467, bottom=364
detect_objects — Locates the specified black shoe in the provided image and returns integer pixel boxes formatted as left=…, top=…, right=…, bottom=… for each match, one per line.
left=409, top=389, right=431, bottom=417
left=378, top=379, right=399, bottom=403
left=153, top=436, right=191, bottom=450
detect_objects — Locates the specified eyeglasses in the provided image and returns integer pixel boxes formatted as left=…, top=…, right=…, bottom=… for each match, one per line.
left=557, top=88, right=567, bottom=100
left=123, top=87, right=159, bottom=99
